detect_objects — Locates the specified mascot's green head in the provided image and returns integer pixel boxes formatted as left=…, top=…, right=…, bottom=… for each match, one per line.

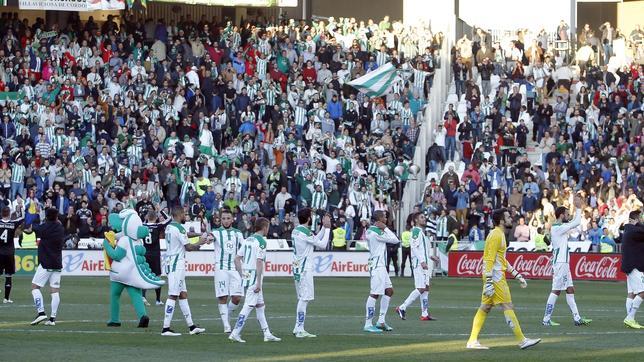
left=109, top=213, right=125, bottom=233
left=115, top=209, right=149, bottom=239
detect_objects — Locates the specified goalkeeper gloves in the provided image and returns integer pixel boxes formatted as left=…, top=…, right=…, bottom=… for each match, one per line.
left=483, top=276, right=494, bottom=297
left=510, top=268, right=528, bottom=288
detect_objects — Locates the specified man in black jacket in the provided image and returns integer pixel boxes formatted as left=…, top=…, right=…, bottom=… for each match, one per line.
left=622, top=210, right=644, bottom=329
left=30, top=208, right=66, bottom=326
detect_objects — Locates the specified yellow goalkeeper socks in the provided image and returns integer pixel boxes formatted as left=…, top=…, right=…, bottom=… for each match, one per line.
left=468, top=308, right=488, bottom=343
left=503, top=310, right=526, bottom=342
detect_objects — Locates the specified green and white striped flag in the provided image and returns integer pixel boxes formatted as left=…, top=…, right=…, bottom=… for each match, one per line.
left=348, top=63, right=398, bottom=97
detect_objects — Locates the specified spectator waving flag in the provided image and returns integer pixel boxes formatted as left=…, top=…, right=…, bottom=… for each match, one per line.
left=348, top=62, right=398, bottom=97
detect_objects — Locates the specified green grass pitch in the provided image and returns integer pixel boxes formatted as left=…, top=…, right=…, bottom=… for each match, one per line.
left=1, top=276, right=642, bottom=361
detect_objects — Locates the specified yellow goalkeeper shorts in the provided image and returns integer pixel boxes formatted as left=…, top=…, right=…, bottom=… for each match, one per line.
left=480, top=278, right=512, bottom=305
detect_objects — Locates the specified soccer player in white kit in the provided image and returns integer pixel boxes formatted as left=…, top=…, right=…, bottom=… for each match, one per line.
left=229, top=217, right=281, bottom=343
left=291, top=208, right=331, bottom=338
left=161, top=208, right=210, bottom=336
left=396, top=212, right=438, bottom=321
left=363, top=210, right=400, bottom=333
left=212, top=208, right=244, bottom=333
left=542, top=196, right=592, bottom=326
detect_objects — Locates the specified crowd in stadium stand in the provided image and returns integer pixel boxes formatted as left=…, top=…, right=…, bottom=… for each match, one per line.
left=0, top=13, right=442, bottom=248
left=0, top=12, right=641, bottom=253
left=420, top=22, right=643, bottom=253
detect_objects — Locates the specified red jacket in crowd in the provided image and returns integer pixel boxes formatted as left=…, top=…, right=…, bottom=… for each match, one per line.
left=444, top=118, right=458, bottom=137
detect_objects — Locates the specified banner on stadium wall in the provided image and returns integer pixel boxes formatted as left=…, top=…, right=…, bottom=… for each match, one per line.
left=14, top=250, right=40, bottom=276
left=448, top=251, right=626, bottom=281
left=14, top=250, right=370, bottom=277
left=87, top=0, right=125, bottom=10
left=19, top=0, right=125, bottom=11
left=19, top=0, right=89, bottom=11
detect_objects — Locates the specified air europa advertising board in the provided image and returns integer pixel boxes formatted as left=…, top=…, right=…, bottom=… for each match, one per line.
left=14, top=250, right=371, bottom=277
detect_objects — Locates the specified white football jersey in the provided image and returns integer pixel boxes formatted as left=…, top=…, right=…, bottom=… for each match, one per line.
left=551, top=209, right=581, bottom=264
left=410, top=226, right=430, bottom=269
left=292, top=224, right=330, bottom=273
left=366, top=226, right=400, bottom=270
left=213, top=226, right=244, bottom=271
left=164, top=222, right=189, bottom=271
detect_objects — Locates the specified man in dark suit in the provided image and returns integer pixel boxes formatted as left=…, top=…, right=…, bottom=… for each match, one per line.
left=30, top=208, right=66, bottom=326
left=622, top=210, right=644, bottom=329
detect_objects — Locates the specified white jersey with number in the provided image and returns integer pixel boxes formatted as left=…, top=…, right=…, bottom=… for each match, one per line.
left=213, top=226, right=243, bottom=271
left=164, top=222, right=189, bottom=272
left=550, top=209, right=581, bottom=264
left=292, top=225, right=329, bottom=274
left=410, top=226, right=430, bottom=269
left=237, top=233, right=267, bottom=288
left=366, top=226, right=400, bottom=270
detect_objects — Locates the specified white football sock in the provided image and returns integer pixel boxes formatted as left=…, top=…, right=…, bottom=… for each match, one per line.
left=626, top=297, right=633, bottom=315
left=218, top=303, right=229, bottom=329
left=32, top=289, right=45, bottom=314
left=627, top=295, right=643, bottom=320
left=400, top=289, right=420, bottom=310
left=543, top=293, right=558, bottom=322
left=295, top=299, right=308, bottom=332
left=566, top=293, right=580, bottom=321
left=377, top=295, right=391, bottom=324
left=421, top=291, right=429, bottom=317
left=256, top=305, right=270, bottom=335
left=163, top=299, right=176, bottom=328
left=231, top=304, right=253, bottom=336
left=178, top=299, right=194, bottom=326
left=365, top=296, right=377, bottom=328
left=50, top=292, right=60, bottom=318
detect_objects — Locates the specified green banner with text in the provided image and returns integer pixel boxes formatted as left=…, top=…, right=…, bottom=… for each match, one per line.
left=14, top=250, right=39, bottom=275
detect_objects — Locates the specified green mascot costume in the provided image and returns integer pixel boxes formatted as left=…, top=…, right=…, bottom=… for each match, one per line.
left=103, top=209, right=165, bottom=327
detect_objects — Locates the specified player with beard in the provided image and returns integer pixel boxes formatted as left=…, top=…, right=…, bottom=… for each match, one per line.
left=161, top=207, right=210, bottom=336
left=212, top=208, right=244, bottom=333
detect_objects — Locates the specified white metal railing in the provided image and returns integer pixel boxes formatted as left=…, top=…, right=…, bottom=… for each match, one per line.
left=398, top=21, right=453, bottom=233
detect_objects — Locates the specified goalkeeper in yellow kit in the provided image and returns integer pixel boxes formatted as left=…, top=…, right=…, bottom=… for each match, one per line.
left=466, top=209, right=541, bottom=350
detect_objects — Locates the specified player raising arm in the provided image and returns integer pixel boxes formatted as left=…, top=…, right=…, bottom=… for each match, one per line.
left=396, top=212, right=438, bottom=321
left=292, top=208, right=331, bottom=338
left=542, top=195, right=592, bottom=326
left=142, top=209, right=171, bottom=306
left=30, top=208, right=65, bottom=326
left=466, top=209, right=540, bottom=350
left=229, top=217, right=281, bottom=343
left=161, top=207, right=210, bottom=336
left=363, top=210, right=400, bottom=333
left=0, top=207, right=24, bottom=304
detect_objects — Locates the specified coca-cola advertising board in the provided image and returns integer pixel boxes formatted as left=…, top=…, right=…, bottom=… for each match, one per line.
left=448, top=252, right=626, bottom=281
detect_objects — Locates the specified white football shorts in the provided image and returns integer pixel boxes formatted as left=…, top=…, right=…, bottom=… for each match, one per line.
left=167, top=269, right=187, bottom=296
left=215, top=270, right=243, bottom=297
left=627, top=269, right=644, bottom=294
left=369, top=268, right=393, bottom=295
left=32, top=265, right=61, bottom=288
left=552, top=262, right=574, bottom=290
left=295, top=271, right=315, bottom=301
